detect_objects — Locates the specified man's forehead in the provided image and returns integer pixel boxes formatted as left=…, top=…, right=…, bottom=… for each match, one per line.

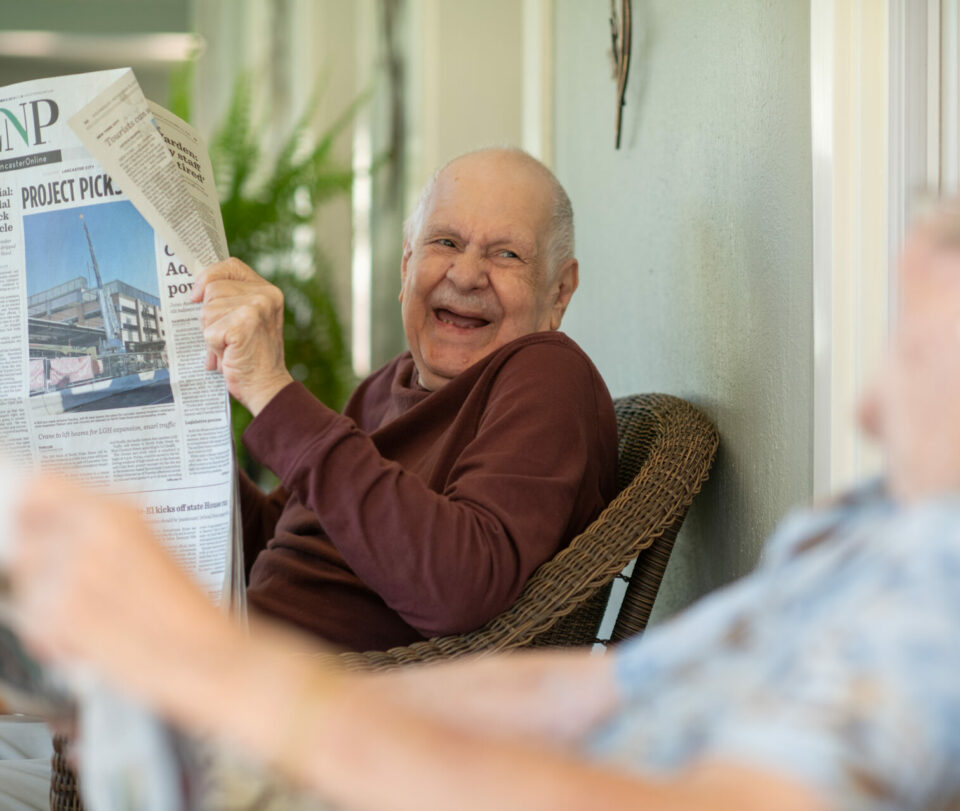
left=449, top=149, right=551, bottom=184
left=423, top=158, right=552, bottom=236
left=897, top=224, right=960, bottom=321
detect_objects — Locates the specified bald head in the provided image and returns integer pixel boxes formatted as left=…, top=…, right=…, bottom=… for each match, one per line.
left=398, top=147, right=580, bottom=391
left=404, top=148, right=575, bottom=279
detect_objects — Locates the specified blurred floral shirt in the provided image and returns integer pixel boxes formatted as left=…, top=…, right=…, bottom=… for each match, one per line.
left=589, top=480, right=960, bottom=810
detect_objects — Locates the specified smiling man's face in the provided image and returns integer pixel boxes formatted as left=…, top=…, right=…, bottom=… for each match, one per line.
left=400, top=151, right=577, bottom=391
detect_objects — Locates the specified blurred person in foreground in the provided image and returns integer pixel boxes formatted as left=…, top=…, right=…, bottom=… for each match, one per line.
left=11, top=207, right=960, bottom=811
left=196, top=147, right=616, bottom=652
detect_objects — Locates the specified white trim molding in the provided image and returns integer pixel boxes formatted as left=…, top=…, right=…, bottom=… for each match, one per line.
left=813, top=0, right=953, bottom=498
left=811, top=0, right=835, bottom=500
left=812, top=0, right=905, bottom=499
left=522, top=0, right=554, bottom=165
left=887, top=0, right=939, bottom=291
left=940, top=0, right=960, bottom=193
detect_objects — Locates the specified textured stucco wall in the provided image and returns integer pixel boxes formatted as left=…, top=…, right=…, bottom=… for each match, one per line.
left=554, top=0, right=814, bottom=620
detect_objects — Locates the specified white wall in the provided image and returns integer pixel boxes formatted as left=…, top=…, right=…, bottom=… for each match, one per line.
left=405, top=0, right=526, bottom=200
left=554, top=0, right=815, bottom=619
left=812, top=0, right=889, bottom=498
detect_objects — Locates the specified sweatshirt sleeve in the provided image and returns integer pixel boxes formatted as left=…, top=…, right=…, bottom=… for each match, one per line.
left=237, top=469, right=288, bottom=580
left=243, top=342, right=613, bottom=637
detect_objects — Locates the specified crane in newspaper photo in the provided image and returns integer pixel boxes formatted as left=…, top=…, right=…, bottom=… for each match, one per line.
left=26, top=206, right=173, bottom=414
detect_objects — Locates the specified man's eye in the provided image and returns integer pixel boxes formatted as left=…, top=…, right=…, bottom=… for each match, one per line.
left=435, top=238, right=456, bottom=248
left=498, top=250, right=520, bottom=259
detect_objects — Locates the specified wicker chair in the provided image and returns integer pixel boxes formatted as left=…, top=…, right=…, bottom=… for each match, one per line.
left=51, top=393, right=718, bottom=810
left=336, top=393, right=718, bottom=671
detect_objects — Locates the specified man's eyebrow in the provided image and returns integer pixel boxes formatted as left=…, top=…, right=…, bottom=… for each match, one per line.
left=421, top=224, right=464, bottom=242
left=421, top=224, right=538, bottom=257
left=490, top=235, right=538, bottom=256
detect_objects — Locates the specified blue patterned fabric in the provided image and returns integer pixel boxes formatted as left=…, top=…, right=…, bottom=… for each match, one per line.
left=589, top=480, right=960, bottom=810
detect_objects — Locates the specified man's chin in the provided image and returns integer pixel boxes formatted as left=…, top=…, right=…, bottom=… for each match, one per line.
left=415, top=331, right=528, bottom=388
left=416, top=365, right=467, bottom=390
left=415, top=354, right=482, bottom=390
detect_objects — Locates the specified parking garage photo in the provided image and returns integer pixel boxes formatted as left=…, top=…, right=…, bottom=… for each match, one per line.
left=24, top=199, right=173, bottom=415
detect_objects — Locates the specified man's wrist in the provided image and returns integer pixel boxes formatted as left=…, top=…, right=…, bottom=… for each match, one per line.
left=210, top=627, right=344, bottom=779
left=245, top=373, right=295, bottom=417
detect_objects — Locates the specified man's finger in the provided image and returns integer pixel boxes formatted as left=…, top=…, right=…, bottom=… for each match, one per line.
left=191, top=258, right=261, bottom=303
left=205, top=348, right=219, bottom=372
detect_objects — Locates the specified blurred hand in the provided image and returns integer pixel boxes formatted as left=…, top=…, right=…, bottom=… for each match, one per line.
left=191, top=258, right=294, bottom=416
left=9, top=475, right=335, bottom=760
left=9, top=475, right=234, bottom=711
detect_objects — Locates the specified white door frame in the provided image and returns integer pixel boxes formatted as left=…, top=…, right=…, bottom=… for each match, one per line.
left=811, top=0, right=944, bottom=498
left=810, top=0, right=836, bottom=500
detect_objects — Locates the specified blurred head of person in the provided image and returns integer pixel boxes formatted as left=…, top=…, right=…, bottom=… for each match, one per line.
left=859, top=201, right=960, bottom=502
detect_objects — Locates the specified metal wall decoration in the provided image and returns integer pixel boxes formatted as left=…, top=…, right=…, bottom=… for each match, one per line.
left=609, top=0, right=632, bottom=149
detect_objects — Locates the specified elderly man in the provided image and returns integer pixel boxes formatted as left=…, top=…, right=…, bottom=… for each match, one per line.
left=194, top=148, right=617, bottom=650
left=12, top=205, right=960, bottom=810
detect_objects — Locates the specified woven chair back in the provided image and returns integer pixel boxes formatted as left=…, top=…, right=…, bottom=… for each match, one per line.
left=339, top=393, right=718, bottom=669
left=521, top=394, right=717, bottom=647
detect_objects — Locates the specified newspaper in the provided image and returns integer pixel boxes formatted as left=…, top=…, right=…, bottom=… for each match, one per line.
left=0, top=68, right=244, bottom=809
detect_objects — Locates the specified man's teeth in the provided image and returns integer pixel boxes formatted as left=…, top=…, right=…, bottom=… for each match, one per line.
left=439, top=313, right=480, bottom=326
left=436, top=308, right=488, bottom=328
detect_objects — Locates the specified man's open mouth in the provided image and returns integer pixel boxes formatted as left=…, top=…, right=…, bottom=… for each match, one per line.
left=434, top=308, right=491, bottom=329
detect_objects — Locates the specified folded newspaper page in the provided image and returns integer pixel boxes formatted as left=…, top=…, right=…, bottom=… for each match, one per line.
left=0, top=68, right=245, bottom=809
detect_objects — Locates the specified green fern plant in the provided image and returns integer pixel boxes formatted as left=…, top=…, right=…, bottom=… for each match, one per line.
left=169, top=69, right=361, bottom=481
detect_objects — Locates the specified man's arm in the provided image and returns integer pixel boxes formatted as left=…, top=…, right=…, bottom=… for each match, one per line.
left=235, top=639, right=827, bottom=811
left=243, top=339, right=613, bottom=637
left=9, top=480, right=826, bottom=811
left=372, top=649, right=621, bottom=745
left=291, top=685, right=828, bottom=811
left=237, top=470, right=286, bottom=578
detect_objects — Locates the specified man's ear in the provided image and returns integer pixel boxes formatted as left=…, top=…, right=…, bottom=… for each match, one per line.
left=857, top=377, right=884, bottom=442
left=399, top=240, right=412, bottom=302
left=548, top=258, right=579, bottom=330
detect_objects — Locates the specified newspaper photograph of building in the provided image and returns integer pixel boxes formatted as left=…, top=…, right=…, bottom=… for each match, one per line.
left=24, top=199, right=173, bottom=413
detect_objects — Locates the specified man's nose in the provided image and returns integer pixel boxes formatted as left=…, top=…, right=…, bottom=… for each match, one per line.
left=445, top=249, right=489, bottom=291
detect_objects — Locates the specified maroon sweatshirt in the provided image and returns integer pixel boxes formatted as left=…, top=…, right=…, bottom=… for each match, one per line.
left=240, top=331, right=617, bottom=652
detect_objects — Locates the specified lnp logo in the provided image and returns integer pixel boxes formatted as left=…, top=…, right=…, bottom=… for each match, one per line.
left=0, top=99, right=59, bottom=152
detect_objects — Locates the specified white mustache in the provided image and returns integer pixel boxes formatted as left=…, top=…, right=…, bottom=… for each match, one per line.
left=431, top=291, right=495, bottom=320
